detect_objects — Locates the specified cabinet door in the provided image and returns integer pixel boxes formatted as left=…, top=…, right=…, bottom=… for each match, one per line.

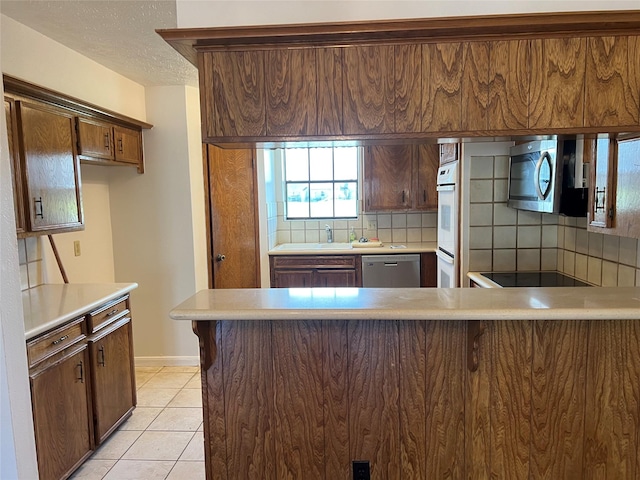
left=610, top=136, right=640, bottom=238
left=89, top=318, right=135, bottom=443
left=5, top=97, right=25, bottom=233
left=203, top=50, right=266, bottom=138
left=395, top=44, right=422, bottom=133
left=343, top=45, right=395, bottom=134
left=529, top=37, right=586, bottom=129
left=414, top=144, right=439, bottom=211
left=266, top=49, right=317, bottom=136
left=113, top=126, right=142, bottom=166
left=313, top=269, right=357, bottom=287
left=273, top=269, right=314, bottom=288
left=77, top=118, right=114, bottom=160
left=363, top=145, right=413, bottom=211
left=588, top=136, right=616, bottom=230
left=16, top=100, right=83, bottom=233
left=422, top=42, right=464, bottom=132
left=462, top=42, right=490, bottom=132
left=488, top=40, right=530, bottom=131
left=317, top=47, right=344, bottom=135
left=585, top=36, right=640, bottom=128
left=30, top=346, right=93, bottom=480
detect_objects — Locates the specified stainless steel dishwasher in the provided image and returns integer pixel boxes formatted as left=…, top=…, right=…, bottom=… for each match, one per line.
left=361, top=254, right=421, bottom=288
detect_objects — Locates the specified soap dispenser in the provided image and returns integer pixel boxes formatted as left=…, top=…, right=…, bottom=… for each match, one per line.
left=349, top=227, right=357, bottom=242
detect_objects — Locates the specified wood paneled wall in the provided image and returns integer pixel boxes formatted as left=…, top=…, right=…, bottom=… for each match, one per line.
left=194, top=318, right=640, bottom=480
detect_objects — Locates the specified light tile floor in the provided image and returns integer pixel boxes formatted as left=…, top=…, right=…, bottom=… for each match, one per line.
left=70, top=366, right=205, bottom=480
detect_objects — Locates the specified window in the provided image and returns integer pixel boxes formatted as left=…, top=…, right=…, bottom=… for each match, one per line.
left=284, top=146, right=358, bottom=219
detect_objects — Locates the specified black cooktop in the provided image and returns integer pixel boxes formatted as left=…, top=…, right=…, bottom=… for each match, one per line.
left=482, top=272, right=590, bottom=288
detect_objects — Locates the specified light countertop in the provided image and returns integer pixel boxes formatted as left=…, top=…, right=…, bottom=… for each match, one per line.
left=170, top=286, right=640, bottom=322
left=23, top=283, right=138, bottom=340
left=269, top=242, right=437, bottom=255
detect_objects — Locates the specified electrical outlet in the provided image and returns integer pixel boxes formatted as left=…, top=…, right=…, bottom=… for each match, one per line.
left=73, top=240, right=81, bottom=257
left=352, top=460, right=370, bottom=480
left=367, top=220, right=377, bottom=231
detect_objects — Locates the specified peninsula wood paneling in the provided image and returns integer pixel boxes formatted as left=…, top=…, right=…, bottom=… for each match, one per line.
left=462, top=42, right=489, bottom=132
left=584, top=320, right=640, bottom=479
left=488, top=40, right=530, bottom=131
left=316, top=47, right=343, bottom=135
left=529, top=38, right=586, bottom=129
left=395, top=44, right=422, bottom=133
left=421, top=42, right=463, bottom=132
left=342, top=45, right=394, bottom=134
left=530, top=320, right=588, bottom=479
left=272, top=321, right=324, bottom=479
left=585, top=36, right=640, bottom=128
left=208, top=51, right=266, bottom=137
left=348, top=321, right=400, bottom=479
left=266, top=49, right=317, bottom=136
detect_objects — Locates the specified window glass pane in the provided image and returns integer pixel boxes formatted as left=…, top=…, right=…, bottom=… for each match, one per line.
left=285, top=149, right=309, bottom=181
left=333, top=147, right=358, bottom=180
left=335, top=182, right=358, bottom=217
left=309, top=183, right=334, bottom=218
left=286, top=183, right=310, bottom=218
left=309, top=148, right=333, bottom=181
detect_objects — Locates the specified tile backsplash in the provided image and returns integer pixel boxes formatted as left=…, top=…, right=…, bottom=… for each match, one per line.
left=18, top=237, right=44, bottom=290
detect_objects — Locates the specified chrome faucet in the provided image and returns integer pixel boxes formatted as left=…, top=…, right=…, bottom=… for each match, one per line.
left=325, top=224, right=333, bottom=243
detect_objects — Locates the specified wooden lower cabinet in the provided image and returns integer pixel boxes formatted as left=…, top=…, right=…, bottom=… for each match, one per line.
left=88, top=317, right=136, bottom=444
left=270, top=255, right=361, bottom=287
left=30, top=345, right=93, bottom=480
left=194, top=318, right=640, bottom=479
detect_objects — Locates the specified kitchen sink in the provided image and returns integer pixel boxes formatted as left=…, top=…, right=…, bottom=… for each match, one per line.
left=273, top=242, right=353, bottom=251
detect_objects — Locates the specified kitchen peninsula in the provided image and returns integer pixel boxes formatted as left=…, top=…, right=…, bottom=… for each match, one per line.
left=171, top=287, right=640, bottom=480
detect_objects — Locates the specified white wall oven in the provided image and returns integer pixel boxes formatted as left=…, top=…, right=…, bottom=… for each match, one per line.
left=436, top=161, right=459, bottom=288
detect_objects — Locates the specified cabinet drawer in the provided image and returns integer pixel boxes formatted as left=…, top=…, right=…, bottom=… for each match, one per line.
left=271, top=255, right=359, bottom=269
left=87, top=297, right=129, bottom=333
left=27, top=317, right=86, bottom=368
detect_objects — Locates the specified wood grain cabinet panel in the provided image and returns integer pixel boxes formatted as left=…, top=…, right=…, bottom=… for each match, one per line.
left=15, top=100, right=83, bottom=234
left=585, top=36, right=640, bottom=128
left=266, top=49, right=317, bottom=136
left=30, top=346, right=93, bottom=480
left=270, top=255, right=360, bottom=288
left=316, top=47, right=343, bottom=135
left=363, top=145, right=413, bottom=211
left=462, top=42, right=490, bottom=132
left=204, top=50, right=266, bottom=137
left=529, top=38, right=586, bottom=129
left=113, top=126, right=142, bottom=166
left=488, top=40, right=530, bottom=131
left=421, top=42, right=464, bottom=132
left=414, top=144, right=439, bottom=211
left=5, top=96, right=25, bottom=233
left=343, top=45, right=395, bottom=134
left=76, top=118, right=114, bottom=160
left=395, top=44, right=422, bottom=133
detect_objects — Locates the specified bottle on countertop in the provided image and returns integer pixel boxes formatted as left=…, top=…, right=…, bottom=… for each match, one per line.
left=349, top=227, right=357, bottom=242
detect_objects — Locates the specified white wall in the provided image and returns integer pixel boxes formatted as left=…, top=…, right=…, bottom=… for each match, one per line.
left=176, top=0, right=640, bottom=27
left=109, top=85, right=203, bottom=364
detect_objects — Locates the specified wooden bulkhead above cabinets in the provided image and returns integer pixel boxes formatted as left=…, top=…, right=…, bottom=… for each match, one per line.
left=158, top=11, right=640, bottom=145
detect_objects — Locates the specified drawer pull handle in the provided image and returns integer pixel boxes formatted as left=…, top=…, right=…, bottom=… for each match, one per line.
left=34, top=197, right=44, bottom=218
left=105, top=308, right=119, bottom=317
left=77, top=361, right=84, bottom=383
left=104, top=133, right=110, bottom=149
left=98, top=345, right=106, bottom=367
left=51, top=335, right=69, bottom=346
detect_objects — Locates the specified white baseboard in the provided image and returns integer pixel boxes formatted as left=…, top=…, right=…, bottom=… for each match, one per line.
left=134, top=356, right=199, bottom=367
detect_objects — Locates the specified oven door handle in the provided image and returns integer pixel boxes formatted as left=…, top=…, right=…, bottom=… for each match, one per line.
left=436, top=249, right=455, bottom=264
left=437, top=185, right=455, bottom=192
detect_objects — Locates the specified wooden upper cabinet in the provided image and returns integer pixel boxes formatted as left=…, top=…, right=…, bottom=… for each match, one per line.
left=395, top=44, right=422, bottom=133
left=585, top=36, right=640, bottom=128
left=5, top=96, right=25, bottom=233
left=529, top=38, right=586, bottom=129
left=317, top=47, right=344, bottom=135
left=462, top=42, right=490, bottom=132
left=114, top=126, right=142, bottom=166
left=414, top=144, right=439, bottom=211
left=203, top=50, right=266, bottom=138
left=266, top=49, right=317, bottom=136
left=77, top=118, right=114, bottom=160
left=364, top=145, right=413, bottom=211
left=488, top=40, right=530, bottom=131
left=588, top=136, right=616, bottom=231
left=343, top=45, right=395, bottom=134
left=15, top=100, right=83, bottom=234
left=422, top=42, right=464, bottom=132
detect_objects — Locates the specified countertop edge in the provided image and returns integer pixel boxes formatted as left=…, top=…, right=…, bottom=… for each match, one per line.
left=24, top=283, right=139, bottom=340
left=268, top=242, right=437, bottom=255
left=467, top=272, right=501, bottom=288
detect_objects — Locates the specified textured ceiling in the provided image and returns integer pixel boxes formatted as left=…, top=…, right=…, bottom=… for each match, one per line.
left=1, top=0, right=198, bottom=87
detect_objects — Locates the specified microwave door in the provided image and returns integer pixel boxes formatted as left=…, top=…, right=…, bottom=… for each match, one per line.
left=535, top=152, right=553, bottom=200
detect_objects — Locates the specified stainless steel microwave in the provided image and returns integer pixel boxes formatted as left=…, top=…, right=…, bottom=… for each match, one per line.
left=507, top=139, right=588, bottom=216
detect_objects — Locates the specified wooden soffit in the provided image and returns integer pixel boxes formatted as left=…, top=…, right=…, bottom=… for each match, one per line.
left=157, top=10, right=640, bottom=65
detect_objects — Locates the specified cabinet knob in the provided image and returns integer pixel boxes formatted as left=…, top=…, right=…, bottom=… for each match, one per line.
left=216, top=254, right=226, bottom=262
